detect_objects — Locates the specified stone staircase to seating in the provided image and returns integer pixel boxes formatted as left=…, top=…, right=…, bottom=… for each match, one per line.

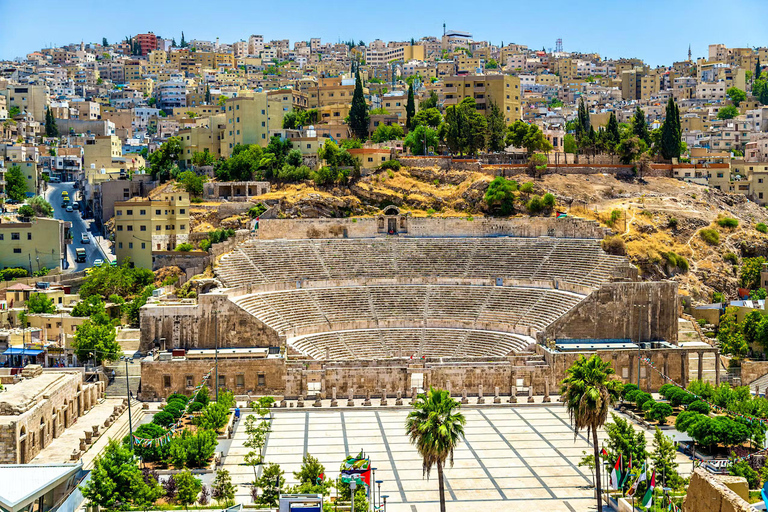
left=104, top=360, right=141, bottom=398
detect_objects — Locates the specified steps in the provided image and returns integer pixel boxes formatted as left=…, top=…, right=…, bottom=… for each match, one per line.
left=104, top=361, right=142, bottom=398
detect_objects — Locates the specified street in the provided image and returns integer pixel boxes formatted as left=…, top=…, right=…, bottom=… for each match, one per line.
left=45, top=181, right=111, bottom=272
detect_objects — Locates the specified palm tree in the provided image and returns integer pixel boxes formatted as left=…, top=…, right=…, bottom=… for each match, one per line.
left=560, top=354, right=622, bottom=512
left=405, top=387, right=466, bottom=512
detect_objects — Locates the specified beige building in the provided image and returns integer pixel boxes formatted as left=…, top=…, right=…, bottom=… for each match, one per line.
left=179, top=114, right=226, bottom=168
left=441, top=74, right=522, bottom=124
left=0, top=85, right=47, bottom=122
left=0, top=217, right=68, bottom=272
left=221, top=94, right=269, bottom=158
left=114, top=192, right=191, bottom=269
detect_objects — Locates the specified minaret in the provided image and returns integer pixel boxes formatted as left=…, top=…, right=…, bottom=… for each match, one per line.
left=688, top=45, right=692, bottom=62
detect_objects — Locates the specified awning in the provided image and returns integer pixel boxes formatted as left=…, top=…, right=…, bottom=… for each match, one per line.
left=2, top=348, right=44, bottom=356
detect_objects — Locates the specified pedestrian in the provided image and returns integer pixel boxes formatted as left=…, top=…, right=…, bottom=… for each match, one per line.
left=110, top=369, right=115, bottom=383
left=234, top=406, right=241, bottom=421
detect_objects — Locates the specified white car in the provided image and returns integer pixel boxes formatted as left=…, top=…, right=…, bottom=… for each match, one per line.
left=93, top=259, right=104, bottom=267
left=66, top=205, right=73, bottom=212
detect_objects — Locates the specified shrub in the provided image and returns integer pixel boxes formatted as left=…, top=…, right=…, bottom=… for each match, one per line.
left=542, top=193, right=556, bottom=209
left=697, top=318, right=707, bottom=327
left=601, top=236, right=627, bottom=256
left=687, top=400, right=710, bottom=414
left=650, top=402, right=674, bottom=424
left=163, top=403, right=184, bottom=420
left=635, top=392, right=653, bottom=409
left=757, top=223, right=768, bottom=234
left=175, top=243, right=194, bottom=252
left=622, top=383, right=640, bottom=398
left=520, top=182, right=534, bottom=193
left=195, top=403, right=229, bottom=431
left=658, top=383, right=674, bottom=399
left=194, top=385, right=210, bottom=406
left=153, top=411, right=175, bottom=427
left=663, top=252, right=689, bottom=273
left=717, top=217, right=739, bottom=228
left=699, top=228, right=720, bottom=245
left=675, top=410, right=700, bottom=432
left=188, top=401, right=204, bottom=413
left=200, top=239, right=212, bottom=251
left=166, top=399, right=187, bottom=411
left=624, top=389, right=640, bottom=403
left=168, top=393, right=189, bottom=404
left=379, top=160, right=401, bottom=171
left=642, top=398, right=656, bottom=412
left=668, top=217, right=678, bottom=229
left=723, top=252, right=739, bottom=265
left=607, top=209, right=622, bottom=227
left=248, top=204, right=267, bottom=218
left=526, top=196, right=544, bottom=214
left=0, top=268, right=28, bottom=281
left=277, top=164, right=311, bottom=183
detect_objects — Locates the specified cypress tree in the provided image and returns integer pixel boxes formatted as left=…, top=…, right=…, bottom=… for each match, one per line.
left=576, top=97, right=590, bottom=143
left=660, top=98, right=681, bottom=160
left=180, top=32, right=186, bottom=48
left=45, top=109, right=59, bottom=138
left=606, top=112, right=620, bottom=151
left=756, top=57, right=762, bottom=81
left=632, top=106, right=650, bottom=145
left=406, top=83, right=415, bottom=129
left=205, top=85, right=211, bottom=104
left=348, top=70, right=370, bottom=140
left=486, top=101, right=506, bottom=152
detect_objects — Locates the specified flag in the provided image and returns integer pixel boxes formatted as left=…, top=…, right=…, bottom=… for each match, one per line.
left=627, top=462, right=646, bottom=497
left=600, top=447, right=608, bottom=457
left=609, top=454, right=622, bottom=490
left=621, top=454, right=633, bottom=486
left=641, top=470, right=656, bottom=508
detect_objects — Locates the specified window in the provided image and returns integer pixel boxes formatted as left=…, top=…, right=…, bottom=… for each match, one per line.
left=140, top=209, right=146, bottom=215
left=218, top=375, right=226, bottom=388
left=140, top=225, right=146, bottom=231
left=156, top=226, right=161, bottom=231
left=127, top=225, right=133, bottom=231
left=236, top=375, right=245, bottom=387
left=257, top=374, right=265, bottom=386
left=11, top=233, right=20, bottom=240
left=186, top=375, right=194, bottom=388
left=156, top=209, right=161, bottom=215
left=27, top=233, right=31, bottom=240
left=180, top=224, right=186, bottom=230
left=13, top=248, right=21, bottom=254
left=119, top=242, right=123, bottom=249
left=126, top=210, right=133, bottom=215
left=179, top=208, right=186, bottom=214
left=128, top=242, right=133, bottom=249
left=163, top=375, right=171, bottom=388
left=141, top=242, right=146, bottom=249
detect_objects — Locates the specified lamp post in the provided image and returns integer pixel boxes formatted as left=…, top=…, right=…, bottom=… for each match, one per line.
left=370, top=468, right=377, bottom=511
left=126, top=358, right=134, bottom=449
left=375, top=480, right=383, bottom=511
left=381, top=495, right=388, bottom=512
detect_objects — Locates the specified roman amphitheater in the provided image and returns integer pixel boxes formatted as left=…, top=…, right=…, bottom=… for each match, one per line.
left=139, top=208, right=718, bottom=401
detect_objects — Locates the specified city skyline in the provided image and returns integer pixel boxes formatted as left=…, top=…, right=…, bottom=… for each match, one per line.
left=2, top=0, right=767, bottom=66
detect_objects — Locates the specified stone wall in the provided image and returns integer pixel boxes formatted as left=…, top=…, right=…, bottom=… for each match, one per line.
left=0, top=371, right=103, bottom=464
left=740, top=360, right=768, bottom=386
left=543, top=281, right=679, bottom=344
left=139, top=293, right=281, bottom=353
left=257, top=216, right=610, bottom=240
left=682, top=468, right=752, bottom=512
left=139, top=357, right=287, bottom=400
left=152, top=251, right=208, bottom=277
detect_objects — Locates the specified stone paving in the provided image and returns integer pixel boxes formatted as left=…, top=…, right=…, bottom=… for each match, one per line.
left=222, top=404, right=692, bottom=512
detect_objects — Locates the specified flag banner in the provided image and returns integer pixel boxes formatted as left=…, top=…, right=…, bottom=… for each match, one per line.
left=340, top=452, right=371, bottom=487
left=627, top=463, right=646, bottom=497
left=609, top=454, right=622, bottom=490
left=641, top=471, right=656, bottom=508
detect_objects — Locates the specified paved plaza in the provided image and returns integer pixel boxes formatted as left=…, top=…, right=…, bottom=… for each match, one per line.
left=223, top=404, right=683, bottom=512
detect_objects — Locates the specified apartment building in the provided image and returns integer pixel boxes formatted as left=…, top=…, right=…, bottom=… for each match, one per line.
left=95, top=174, right=157, bottom=223
left=114, top=192, right=190, bottom=269
left=155, top=79, right=187, bottom=112
left=179, top=114, right=226, bottom=167
left=267, top=89, right=308, bottom=130
left=0, top=85, right=47, bottom=122
left=169, top=51, right=235, bottom=72
left=221, top=93, right=269, bottom=158
left=0, top=217, right=68, bottom=272
left=134, top=33, right=159, bottom=56
left=441, top=74, right=522, bottom=124
left=83, top=136, right=122, bottom=170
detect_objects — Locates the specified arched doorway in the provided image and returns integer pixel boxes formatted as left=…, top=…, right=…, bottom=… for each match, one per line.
left=18, top=426, right=27, bottom=464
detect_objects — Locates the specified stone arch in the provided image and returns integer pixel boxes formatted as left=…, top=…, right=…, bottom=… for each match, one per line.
left=39, top=417, right=46, bottom=448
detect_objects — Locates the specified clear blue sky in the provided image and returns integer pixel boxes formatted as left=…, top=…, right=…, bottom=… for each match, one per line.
left=1, top=0, right=767, bottom=67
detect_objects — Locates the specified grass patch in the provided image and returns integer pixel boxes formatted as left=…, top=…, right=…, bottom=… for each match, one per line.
left=717, top=217, right=739, bottom=228
left=757, top=222, right=768, bottom=233
left=699, top=228, right=720, bottom=245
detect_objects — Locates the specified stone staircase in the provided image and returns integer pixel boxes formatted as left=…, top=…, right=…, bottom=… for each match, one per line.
left=104, top=360, right=141, bottom=398
left=749, top=373, right=768, bottom=395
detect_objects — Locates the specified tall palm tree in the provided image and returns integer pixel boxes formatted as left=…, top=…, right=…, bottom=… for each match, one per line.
left=405, top=387, right=466, bottom=512
left=560, top=354, right=622, bottom=512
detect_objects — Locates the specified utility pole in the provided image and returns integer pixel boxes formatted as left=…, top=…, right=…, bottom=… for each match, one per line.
left=214, top=309, right=219, bottom=402
left=126, top=359, right=134, bottom=449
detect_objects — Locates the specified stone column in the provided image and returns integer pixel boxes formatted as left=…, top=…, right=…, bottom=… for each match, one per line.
left=628, top=354, right=635, bottom=385
left=395, top=390, right=403, bottom=406
left=297, top=395, right=305, bottom=408
left=714, top=350, right=721, bottom=385
left=477, top=384, right=485, bottom=405
left=380, top=389, right=388, bottom=406
left=461, top=388, right=468, bottom=405
left=543, top=378, right=551, bottom=403
left=347, top=389, right=355, bottom=407
left=509, top=384, right=517, bottom=404
left=527, top=385, right=534, bottom=403
left=697, top=351, right=704, bottom=382
left=410, top=387, right=417, bottom=405
left=330, top=387, right=338, bottom=407
left=494, top=386, right=501, bottom=404
left=663, top=353, right=669, bottom=380
left=363, top=391, right=371, bottom=406
left=680, top=351, right=688, bottom=389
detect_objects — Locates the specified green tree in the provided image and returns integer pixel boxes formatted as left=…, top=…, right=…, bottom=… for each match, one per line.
left=650, top=428, right=678, bottom=489
left=563, top=134, right=578, bottom=154
left=741, top=257, right=766, bottom=289
left=649, top=402, right=673, bottom=424
left=27, top=293, right=56, bottom=314
left=195, top=402, right=229, bottom=431
left=421, top=90, right=439, bottom=109
left=486, top=101, right=507, bottom=153
left=412, top=107, right=442, bottom=128
left=174, top=469, right=202, bottom=510
left=730, top=459, right=760, bottom=489
left=405, top=387, right=466, bottom=512
left=291, top=453, right=332, bottom=495
left=616, top=136, right=647, bottom=164
left=727, top=87, right=747, bottom=107
left=81, top=440, right=164, bottom=511
left=575, top=97, right=591, bottom=144
left=180, top=32, right=187, bottom=48
left=45, top=108, right=59, bottom=138
left=561, top=355, right=622, bottom=508
left=191, top=150, right=215, bottom=167
left=211, top=468, right=235, bottom=506
left=5, top=165, right=28, bottom=201
left=73, top=319, right=119, bottom=364
left=20, top=196, right=54, bottom=217
left=506, top=120, right=554, bottom=156
left=204, top=86, right=211, bottom=104
left=148, top=136, right=183, bottom=181
left=605, top=112, right=620, bottom=152
left=632, top=106, right=650, bottom=145
left=717, top=105, right=740, bottom=120
left=126, top=423, right=170, bottom=462
left=348, top=71, right=369, bottom=140
left=177, top=170, right=207, bottom=197
left=371, top=124, right=404, bottom=143
left=405, top=124, right=439, bottom=156
left=254, top=463, right=284, bottom=506
left=484, top=177, right=518, bottom=215
left=742, top=310, right=766, bottom=345
left=406, top=83, right=416, bottom=129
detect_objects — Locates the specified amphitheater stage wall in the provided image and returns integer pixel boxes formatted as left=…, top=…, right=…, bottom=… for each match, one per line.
left=139, top=293, right=281, bottom=353
left=542, top=281, right=679, bottom=344
left=257, top=216, right=609, bottom=240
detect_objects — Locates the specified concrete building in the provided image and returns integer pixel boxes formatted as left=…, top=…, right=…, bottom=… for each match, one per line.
left=0, top=85, right=47, bottom=122
left=441, top=74, right=522, bottom=124
left=134, top=33, right=159, bottom=56
left=221, top=94, right=269, bottom=158
left=94, top=174, right=157, bottom=224
left=114, top=191, right=191, bottom=269
left=155, top=79, right=187, bottom=112
left=0, top=217, right=69, bottom=273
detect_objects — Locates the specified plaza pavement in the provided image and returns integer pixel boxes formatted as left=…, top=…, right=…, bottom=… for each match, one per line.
left=222, top=402, right=692, bottom=512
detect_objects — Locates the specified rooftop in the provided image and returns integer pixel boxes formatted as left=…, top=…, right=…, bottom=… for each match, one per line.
left=0, top=463, right=82, bottom=512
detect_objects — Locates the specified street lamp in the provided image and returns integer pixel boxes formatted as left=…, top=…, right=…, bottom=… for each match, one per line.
left=349, top=480, right=357, bottom=512
left=375, top=480, right=383, bottom=511
left=370, top=468, right=377, bottom=511
left=381, top=495, right=388, bottom=512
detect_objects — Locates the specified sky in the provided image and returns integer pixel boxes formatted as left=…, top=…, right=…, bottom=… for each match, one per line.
left=1, top=0, right=767, bottom=67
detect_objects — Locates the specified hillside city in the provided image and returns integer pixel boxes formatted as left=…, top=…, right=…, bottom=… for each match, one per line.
left=2, top=26, right=768, bottom=512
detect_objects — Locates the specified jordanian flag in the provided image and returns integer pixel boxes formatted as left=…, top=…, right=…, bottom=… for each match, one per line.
left=641, top=470, right=656, bottom=508
left=627, top=462, right=646, bottom=497
left=609, top=453, right=623, bottom=490
left=621, top=454, right=633, bottom=487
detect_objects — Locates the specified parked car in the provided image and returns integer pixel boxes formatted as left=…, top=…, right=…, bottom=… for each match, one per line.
left=66, top=205, right=73, bottom=212
left=72, top=203, right=80, bottom=210
left=93, top=259, right=104, bottom=267
left=81, top=233, right=90, bottom=243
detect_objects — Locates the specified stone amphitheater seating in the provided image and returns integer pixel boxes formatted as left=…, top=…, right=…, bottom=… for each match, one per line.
left=232, top=284, right=585, bottom=339
left=216, top=237, right=631, bottom=290
left=289, top=328, right=534, bottom=360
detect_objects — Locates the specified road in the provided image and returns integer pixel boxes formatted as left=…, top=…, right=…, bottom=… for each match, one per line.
left=45, top=181, right=109, bottom=272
